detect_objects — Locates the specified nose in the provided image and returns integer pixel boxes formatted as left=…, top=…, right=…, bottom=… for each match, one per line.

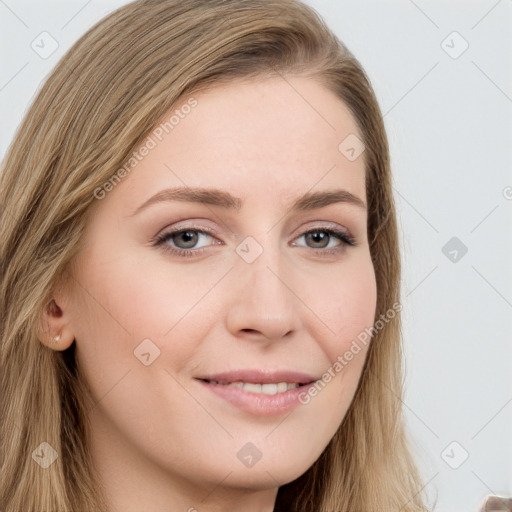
left=225, top=245, right=302, bottom=343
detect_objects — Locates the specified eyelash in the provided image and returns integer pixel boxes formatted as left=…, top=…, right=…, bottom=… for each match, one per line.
left=153, top=226, right=356, bottom=258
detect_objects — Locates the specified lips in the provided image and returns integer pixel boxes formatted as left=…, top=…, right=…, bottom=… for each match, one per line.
left=195, top=370, right=318, bottom=416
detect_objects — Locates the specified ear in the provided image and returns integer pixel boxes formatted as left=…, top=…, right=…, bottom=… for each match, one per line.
left=36, top=292, right=75, bottom=351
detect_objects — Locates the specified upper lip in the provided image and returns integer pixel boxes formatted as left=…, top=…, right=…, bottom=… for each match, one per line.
left=195, top=369, right=318, bottom=385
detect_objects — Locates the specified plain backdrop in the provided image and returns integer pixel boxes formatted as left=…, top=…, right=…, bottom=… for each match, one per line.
left=1, top=1, right=511, bottom=511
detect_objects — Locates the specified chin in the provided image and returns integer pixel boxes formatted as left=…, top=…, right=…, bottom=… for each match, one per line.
left=220, top=461, right=311, bottom=491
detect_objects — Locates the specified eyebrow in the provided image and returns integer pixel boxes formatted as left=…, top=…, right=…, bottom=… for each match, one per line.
left=129, top=186, right=367, bottom=217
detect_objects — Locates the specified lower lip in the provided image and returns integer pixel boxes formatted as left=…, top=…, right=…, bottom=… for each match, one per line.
left=196, top=380, right=316, bottom=417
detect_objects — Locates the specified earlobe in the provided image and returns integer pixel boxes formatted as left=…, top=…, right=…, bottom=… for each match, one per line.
left=36, top=298, right=75, bottom=350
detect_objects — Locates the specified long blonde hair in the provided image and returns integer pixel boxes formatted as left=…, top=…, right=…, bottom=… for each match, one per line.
left=1, top=0, right=429, bottom=510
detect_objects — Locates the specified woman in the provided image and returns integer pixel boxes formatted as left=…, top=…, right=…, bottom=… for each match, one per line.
left=0, top=0, right=430, bottom=510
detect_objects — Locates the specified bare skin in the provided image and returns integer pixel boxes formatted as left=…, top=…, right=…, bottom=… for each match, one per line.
left=40, top=75, right=377, bottom=512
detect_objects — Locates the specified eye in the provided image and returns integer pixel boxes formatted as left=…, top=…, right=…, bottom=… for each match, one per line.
left=153, top=228, right=218, bottom=257
left=153, top=226, right=356, bottom=258
left=292, top=228, right=356, bottom=254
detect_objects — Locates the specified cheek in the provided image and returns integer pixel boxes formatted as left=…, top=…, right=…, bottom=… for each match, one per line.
left=291, top=258, right=377, bottom=459
left=316, top=254, right=377, bottom=364
left=84, top=251, right=215, bottom=338
left=302, top=256, right=376, bottom=426
left=71, top=252, right=220, bottom=388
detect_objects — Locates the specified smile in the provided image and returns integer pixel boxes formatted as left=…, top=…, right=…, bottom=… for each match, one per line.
left=195, top=371, right=318, bottom=417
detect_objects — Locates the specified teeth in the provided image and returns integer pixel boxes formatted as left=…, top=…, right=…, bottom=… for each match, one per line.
left=261, top=383, right=278, bottom=394
left=243, top=383, right=263, bottom=393
left=208, top=380, right=300, bottom=394
left=277, top=382, right=288, bottom=393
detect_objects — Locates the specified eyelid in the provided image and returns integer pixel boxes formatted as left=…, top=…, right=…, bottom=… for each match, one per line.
left=153, top=221, right=220, bottom=240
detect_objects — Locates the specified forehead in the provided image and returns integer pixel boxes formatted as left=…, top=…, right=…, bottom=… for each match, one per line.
left=104, top=76, right=366, bottom=213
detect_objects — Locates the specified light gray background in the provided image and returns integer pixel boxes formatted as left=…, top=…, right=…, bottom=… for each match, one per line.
left=1, top=1, right=511, bottom=511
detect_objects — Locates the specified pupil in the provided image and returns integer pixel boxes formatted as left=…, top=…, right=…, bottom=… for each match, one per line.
left=175, top=231, right=198, bottom=248
left=307, top=231, right=328, bottom=248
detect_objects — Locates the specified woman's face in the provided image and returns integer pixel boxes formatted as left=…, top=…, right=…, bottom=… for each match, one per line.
left=59, top=76, right=377, bottom=508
